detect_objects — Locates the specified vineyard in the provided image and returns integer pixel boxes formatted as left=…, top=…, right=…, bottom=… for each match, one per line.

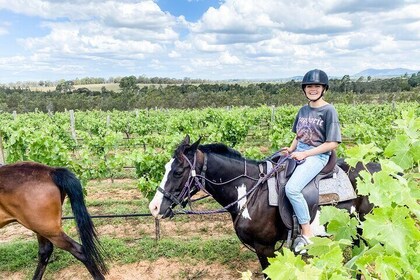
left=0, top=103, right=416, bottom=198
left=0, top=102, right=419, bottom=279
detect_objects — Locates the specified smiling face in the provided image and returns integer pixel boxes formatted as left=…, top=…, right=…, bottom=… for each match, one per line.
left=304, top=84, right=325, bottom=101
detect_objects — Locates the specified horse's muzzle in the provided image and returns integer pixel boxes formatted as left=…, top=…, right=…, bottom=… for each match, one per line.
left=162, top=207, right=175, bottom=219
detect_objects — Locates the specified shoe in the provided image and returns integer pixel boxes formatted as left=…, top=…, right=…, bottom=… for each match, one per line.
left=293, top=235, right=313, bottom=254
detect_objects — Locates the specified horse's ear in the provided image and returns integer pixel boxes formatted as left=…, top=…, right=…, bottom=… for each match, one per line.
left=189, top=136, right=201, bottom=152
left=175, top=135, right=191, bottom=161
left=182, top=135, right=191, bottom=145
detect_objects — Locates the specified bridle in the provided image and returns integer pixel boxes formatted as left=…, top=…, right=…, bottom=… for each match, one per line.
left=158, top=149, right=291, bottom=215
left=157, top=151, right=209, bottom=209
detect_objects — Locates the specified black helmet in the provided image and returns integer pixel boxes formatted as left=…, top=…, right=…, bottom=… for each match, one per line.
left=301, top=69, right=329, bottom=91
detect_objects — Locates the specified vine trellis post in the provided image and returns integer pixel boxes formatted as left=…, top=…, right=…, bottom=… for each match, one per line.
left=0, top=132, right=5, bottom=164
left=69, top=110, right=78, bottom=145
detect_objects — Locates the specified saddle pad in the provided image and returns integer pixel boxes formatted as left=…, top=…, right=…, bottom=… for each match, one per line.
left=267, top=165, right=357, bottom=206
left=318, top=167, right=357, bottom=205
left=267, top=161, right=278, bottom=206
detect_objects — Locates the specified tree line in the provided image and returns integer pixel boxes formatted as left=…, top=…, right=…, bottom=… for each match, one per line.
left=0, top=73, right=419, bottom=113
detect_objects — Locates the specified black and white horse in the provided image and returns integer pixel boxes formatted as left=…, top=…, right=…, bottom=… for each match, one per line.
left=149, top=136, right=377, bottom=275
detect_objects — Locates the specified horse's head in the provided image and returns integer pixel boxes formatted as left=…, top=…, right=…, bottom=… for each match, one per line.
left=149, top=135, right=202, bottom=219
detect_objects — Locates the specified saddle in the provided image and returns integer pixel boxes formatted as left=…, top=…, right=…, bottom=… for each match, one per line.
left=268, top=151, right=348, bottom=229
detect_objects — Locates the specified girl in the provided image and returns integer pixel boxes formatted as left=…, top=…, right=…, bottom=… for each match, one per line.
left=282, top=69, right=341, bottom=253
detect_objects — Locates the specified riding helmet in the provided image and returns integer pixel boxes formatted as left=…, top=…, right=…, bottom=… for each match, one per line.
left=301, top=69, right=329, bottom=91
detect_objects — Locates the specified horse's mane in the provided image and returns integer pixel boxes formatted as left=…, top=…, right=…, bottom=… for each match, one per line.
left=198, top=143, right=244, bottom=160
left=174, top=141, right=261, bottom=164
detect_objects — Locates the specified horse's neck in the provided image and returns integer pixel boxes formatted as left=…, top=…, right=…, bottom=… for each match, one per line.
left=204, top=153, right=259, bottom=207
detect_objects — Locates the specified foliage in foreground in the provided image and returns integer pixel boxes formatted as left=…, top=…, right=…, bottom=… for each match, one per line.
left=262, top=110, right=419, bottom=280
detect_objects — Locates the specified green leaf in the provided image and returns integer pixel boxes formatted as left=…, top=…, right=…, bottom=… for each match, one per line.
left=263, top=249, right=306, bottom=280
left=362, top=207, right=420, bottom=254
left=319, top=207, right=358, bottom=241
left=354, top=170, right=374, bottom=196
left=306, top=237, right=351, bottom=257
left=353, top=244, right=385, bottom=280
left=295, top=265, right=323, bottom=280
left=346, top=143, right=381, bottom=167
left=375, top=255, right=406, bottom=280
left=410, top=140, right=420, bottom=162
left=384, top=134, right=411, bottom=158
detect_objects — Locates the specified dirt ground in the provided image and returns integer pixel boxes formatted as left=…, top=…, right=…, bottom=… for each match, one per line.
left=0, top=179, right=261, bottom=280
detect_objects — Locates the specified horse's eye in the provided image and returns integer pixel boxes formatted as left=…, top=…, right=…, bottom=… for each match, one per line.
left=173, top=169, right=184, bottom=177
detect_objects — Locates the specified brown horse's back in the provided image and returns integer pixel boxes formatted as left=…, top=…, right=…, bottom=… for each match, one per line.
left=0, top=162, right=62, bottom=232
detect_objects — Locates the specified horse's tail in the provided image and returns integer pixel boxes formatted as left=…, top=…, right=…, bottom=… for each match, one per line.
left=51, top=168, right=108, bottom=275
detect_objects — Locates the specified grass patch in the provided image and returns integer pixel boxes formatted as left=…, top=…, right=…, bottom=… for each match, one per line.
left=104, top=236, right=255, bottom=265
left=0, top=235, right=255, bottom=277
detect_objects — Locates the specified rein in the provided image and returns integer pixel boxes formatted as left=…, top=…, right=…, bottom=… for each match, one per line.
left=159, top=151, right=291, bottom=253
left=170, top=152, right=290, bottom=216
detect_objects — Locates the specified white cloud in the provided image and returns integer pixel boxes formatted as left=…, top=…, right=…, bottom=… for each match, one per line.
left=0, top=0, right=419, bottom=82
left=218, top=51, right=241, bottom=65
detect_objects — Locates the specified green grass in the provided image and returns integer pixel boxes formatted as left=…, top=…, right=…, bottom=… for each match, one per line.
left=0, top=235, right=254, bottom=279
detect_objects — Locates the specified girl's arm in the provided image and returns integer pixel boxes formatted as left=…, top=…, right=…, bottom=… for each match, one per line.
left=281, top=136, right=298, bottom=154
left=290, top=141, right=338, bottom=160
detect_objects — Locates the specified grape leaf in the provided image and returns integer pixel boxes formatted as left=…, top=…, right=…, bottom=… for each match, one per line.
left=362, top=207, right=420, bottom=254
left=263, top=249, right=306, bottom=280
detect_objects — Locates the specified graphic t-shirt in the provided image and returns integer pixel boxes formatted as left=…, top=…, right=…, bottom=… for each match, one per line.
left=292, top=104, right=342, bottom=147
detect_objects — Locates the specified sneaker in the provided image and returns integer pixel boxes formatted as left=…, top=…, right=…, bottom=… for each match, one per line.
left=293, top=235, right=313, bottom=254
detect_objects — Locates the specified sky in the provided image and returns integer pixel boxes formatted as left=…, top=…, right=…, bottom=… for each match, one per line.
left=0, top=0, right=419, bottom=83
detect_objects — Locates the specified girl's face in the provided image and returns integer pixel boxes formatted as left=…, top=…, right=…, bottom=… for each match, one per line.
left=304, top=84, right=324, bottom=101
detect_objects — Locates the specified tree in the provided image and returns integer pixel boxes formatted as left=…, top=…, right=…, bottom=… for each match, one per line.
left=55, top=80, right=74, bottom=93
left=340, top=75, right=351, bottom=93
left=119, top=76, right=138, bottom=91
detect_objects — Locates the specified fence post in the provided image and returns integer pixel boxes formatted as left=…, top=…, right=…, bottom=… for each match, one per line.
left=271, top=105, right=275, bottom=124
left=155, top=218, right=160, bottom=242
left=69, top=110, right=78, bottom=145
left=0, top=132, right=5, bottom=164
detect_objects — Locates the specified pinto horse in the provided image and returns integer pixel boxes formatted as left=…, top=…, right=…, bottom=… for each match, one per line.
left=149, top=135, right=378, bottom=275
left=0, top=162, right=108, bottom=280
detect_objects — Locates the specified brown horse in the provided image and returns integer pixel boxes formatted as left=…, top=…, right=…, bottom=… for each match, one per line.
left=0, top=162, right=108, bottom=280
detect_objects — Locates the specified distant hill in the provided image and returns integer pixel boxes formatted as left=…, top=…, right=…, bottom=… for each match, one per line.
left=353, top=68, right=418, bottom=78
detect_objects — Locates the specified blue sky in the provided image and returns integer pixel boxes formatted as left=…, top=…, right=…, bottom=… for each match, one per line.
left=0, top=0, right=419, bottom=83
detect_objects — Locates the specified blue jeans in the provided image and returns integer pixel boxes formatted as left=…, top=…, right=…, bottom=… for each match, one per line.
left=285, top=142, right=329, bottom=224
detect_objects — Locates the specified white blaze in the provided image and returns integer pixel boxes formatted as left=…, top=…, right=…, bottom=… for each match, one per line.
left=237, top=184, right=251, bottom=220
left=149, top=159, right=174, bottom=218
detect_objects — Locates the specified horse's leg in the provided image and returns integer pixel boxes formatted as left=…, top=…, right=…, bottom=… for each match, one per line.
left=33, top=234, right=54, bottom=280
left=47, top=231, right=105, bottom=280
left=254, top=243, right=275, bottom=279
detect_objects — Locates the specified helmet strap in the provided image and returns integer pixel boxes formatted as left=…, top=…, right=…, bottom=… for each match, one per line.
left=307, top=92, right=324, bottom=102
left=303, top=87, right=325, bottom=102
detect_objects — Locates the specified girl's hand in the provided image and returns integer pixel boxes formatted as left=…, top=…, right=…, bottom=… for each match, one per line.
left=280, top=147, right=293, bottom=154
left=290, top=151, right=308, bottom=161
